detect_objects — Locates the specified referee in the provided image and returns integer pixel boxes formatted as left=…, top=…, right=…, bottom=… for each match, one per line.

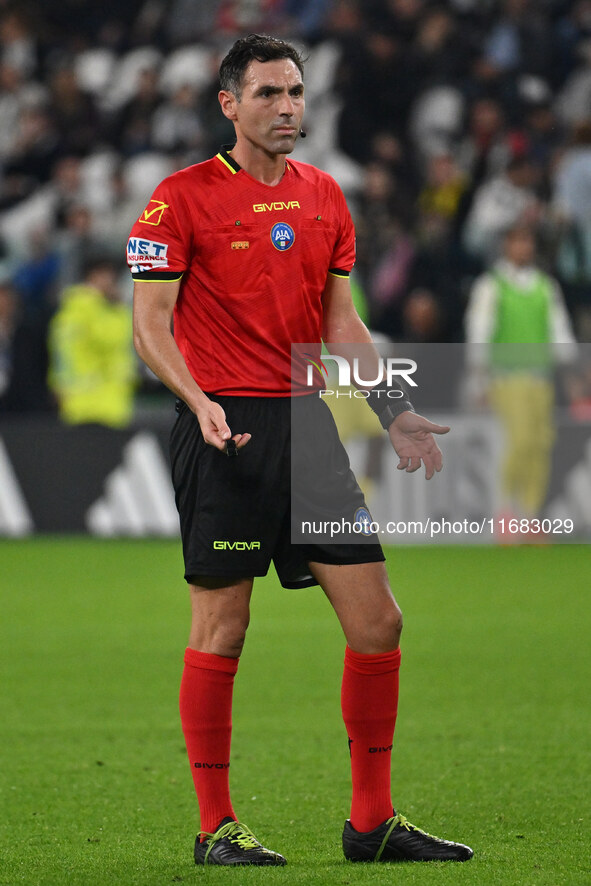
left=129, top=34, right=473, bottom=867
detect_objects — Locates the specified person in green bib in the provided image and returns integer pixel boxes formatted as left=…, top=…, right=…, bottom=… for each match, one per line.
left=465, top=224, right=577, bottom=527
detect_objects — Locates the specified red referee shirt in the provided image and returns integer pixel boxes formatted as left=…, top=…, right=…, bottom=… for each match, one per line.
left=127, top=148, right=356, bottom=396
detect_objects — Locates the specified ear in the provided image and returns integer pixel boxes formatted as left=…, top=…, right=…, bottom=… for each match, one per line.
left=219, top=89, right=238, bottom=122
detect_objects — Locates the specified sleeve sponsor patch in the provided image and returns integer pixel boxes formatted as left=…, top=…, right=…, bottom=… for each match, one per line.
left=139, top=199, right=169, bottom=226
left=127, top=237, right=169, bottom=271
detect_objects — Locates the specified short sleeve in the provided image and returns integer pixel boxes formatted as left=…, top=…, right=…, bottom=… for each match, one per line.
left=328, top=182, right=356, bottom=278
left=126, top=176, right=191, bottom=281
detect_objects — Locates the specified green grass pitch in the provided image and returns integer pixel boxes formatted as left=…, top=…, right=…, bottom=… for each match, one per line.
left=1, top=539, right=589, bottom=885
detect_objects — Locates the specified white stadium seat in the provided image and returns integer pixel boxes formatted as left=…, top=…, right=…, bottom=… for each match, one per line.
left=102, top=47, right=163, bottom=111
left=74, top=48, right=116, bottom=96
left=159, top=44, right=215, bottom=95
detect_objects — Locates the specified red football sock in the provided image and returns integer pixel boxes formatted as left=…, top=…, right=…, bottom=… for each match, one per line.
left=179, top=647, right=239, bottom=836
left=341, top=645, right=401, bottom=833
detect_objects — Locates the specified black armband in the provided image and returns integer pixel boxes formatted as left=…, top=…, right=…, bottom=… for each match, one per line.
left=366, top=384, right=415, bottom=430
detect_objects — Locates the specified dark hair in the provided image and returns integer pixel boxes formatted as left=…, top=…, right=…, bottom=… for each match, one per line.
left=83, top=259, right=117, bottom=280
left=219, top=34, right=305, bottom=99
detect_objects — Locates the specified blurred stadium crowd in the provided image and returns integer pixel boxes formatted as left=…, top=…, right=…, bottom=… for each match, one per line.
left=1, top=0, right=591, bottom=420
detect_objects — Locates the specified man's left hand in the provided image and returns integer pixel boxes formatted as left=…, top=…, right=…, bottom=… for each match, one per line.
left=388, top=411, right=450, bottom=480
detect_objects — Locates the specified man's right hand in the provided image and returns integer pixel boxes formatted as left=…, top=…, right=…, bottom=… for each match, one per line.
left=133, top=278, right=252, bottom=453
left=196, top=399, right=251, bottom=452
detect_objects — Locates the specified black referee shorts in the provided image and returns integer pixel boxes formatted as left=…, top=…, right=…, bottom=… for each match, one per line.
left=170, top=394, right=384, bottom=589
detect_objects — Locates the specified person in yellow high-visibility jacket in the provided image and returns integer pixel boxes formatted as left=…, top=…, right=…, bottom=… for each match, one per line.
left=48, top=261, right=137, bottom=428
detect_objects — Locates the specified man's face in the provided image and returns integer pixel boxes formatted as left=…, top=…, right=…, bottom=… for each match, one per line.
left=505, top=230, right=535, bottom=266
left=88, top=267, right=120, bottom=302
left=220, top=58, right=305, bottom=156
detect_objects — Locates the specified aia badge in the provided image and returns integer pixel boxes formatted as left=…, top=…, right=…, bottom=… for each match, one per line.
left=270, top=221, right=295, bottom=251
left=140, top=199, right=169, bottom=226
